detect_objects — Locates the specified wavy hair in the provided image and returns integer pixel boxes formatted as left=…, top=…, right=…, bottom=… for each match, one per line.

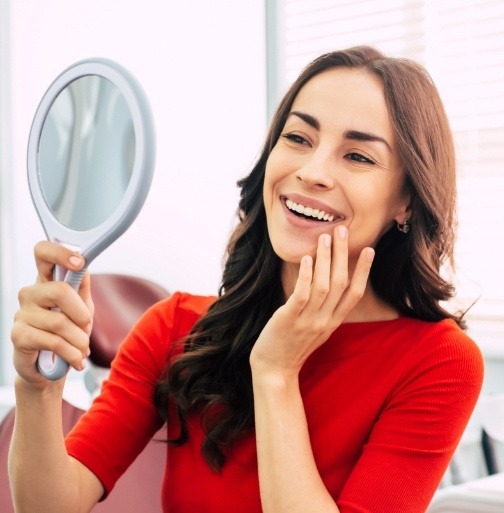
left=154, top=46, right=461, bottom=471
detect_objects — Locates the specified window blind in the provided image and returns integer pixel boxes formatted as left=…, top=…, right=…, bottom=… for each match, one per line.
left=269, top=0, right=504, bottom=318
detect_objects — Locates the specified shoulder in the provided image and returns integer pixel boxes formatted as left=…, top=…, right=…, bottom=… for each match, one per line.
left=115, top=291, right=218, bottom=375
left=390, top=317, right=484, bottom=399
left=336, top=316, right=485, bottom=403
left=140, top=291, right=217, bottom=331
left=339, top=316, right=483, bottom=368
left=398, top=317, right=483, bottom=365
left=172, top=291, right=218, bottom=317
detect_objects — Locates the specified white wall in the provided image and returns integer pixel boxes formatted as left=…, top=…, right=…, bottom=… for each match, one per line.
left=0, top=0, right=267, bottom=384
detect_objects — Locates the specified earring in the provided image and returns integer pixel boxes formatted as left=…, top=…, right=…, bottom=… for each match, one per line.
left=397, top=219, right=410, bottom=234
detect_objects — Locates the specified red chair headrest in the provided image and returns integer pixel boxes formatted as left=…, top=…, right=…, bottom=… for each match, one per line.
left=89, top=274, right=169, bottom=368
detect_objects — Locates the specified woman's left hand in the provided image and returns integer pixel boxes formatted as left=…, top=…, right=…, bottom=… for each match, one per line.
left=249, top=225, right=374, bottom=377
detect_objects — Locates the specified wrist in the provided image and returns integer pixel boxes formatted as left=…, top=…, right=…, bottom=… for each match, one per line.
left=14, top=374, right=65, bottom=400
left=250, top=351, right=303, bottom=381
left=251, top=365, right=300, bottom=392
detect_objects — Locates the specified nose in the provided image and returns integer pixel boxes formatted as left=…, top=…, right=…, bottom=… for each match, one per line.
left=295, top=154, right=336, bottom=190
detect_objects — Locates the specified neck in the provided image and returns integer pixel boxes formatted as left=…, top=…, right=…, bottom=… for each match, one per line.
left=281, top=261, right=400, bottom=323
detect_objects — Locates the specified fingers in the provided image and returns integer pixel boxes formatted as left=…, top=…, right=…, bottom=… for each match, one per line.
left=287, top=230, right=336, bottom=314
left=302, top=227, right=349, bottom=315
left=324, top=226, right=349, bottom=307
left=18, top=281, right=92, bottom=331
left=11, top=242, right=93, bottom=383
left=15, top=280, right=93, bottom=369
left=332, top=246, right=374, bottom=323
left=80, top=273, right=95, bottom=334
left=309, top=234, right=332, bottom=308
left=287, top=226, right=375, bottom=323
left=254, top=230, right=375, bottom=374
left=34, top=241, right=85, bottom=283
left=12, top=311, right=90, bottom=371
left=34, top=240, right=93, bottom=330
left=286, top=255, right=313, bottom=315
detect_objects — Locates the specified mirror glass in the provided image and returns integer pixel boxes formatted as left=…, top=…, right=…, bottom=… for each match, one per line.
left=38, top=75, right=135, bottom=231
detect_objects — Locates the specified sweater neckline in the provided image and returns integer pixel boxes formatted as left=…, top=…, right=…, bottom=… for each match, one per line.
left=338, top=316, right=406, bottom=328
left=303, top=316, right=413, bottom=366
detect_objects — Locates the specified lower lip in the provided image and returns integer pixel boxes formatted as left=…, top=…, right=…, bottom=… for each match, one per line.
left=282, top=201, right=340, bottom=229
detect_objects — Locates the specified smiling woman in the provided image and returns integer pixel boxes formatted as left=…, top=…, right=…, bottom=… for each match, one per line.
left=263, top=67, right=408, bottom=273
left=273, top=0, right=504, bottom=321
left=9, top=46, right=483, bottom=513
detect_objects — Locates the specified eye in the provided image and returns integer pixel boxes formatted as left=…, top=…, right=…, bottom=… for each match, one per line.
left=281, top=132, right=310, bottom=146
left=346, top=152, right=375, bottom=164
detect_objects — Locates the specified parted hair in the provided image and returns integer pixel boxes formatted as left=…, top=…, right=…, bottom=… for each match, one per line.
left=154, top=46, right=461, bottom=471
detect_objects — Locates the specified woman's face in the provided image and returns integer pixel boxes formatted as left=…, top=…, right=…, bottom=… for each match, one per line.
left=263, top=67, right=410, bottom=267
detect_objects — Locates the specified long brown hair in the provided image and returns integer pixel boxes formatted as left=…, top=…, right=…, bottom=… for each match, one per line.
left=154, top=46, right=460, bottom=471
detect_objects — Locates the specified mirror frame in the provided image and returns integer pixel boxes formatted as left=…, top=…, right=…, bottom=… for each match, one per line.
left=27, top=57, right=156, bottom=264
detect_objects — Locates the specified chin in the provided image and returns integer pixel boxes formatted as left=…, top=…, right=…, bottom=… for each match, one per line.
left=271, top=241, right=317, bottom=265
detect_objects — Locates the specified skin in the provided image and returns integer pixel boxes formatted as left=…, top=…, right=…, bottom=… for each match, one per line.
left=263, top=67, right=410, bottom=304
left=10, top=243, right=104, bottom=513
left=250, top=67, right=410, bottom=512
left=9, top=68, right=410, bottom=513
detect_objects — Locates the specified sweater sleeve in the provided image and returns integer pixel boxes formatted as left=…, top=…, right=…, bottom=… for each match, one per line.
left=336, top=322, right=484, bottom=513
left=65, top=292, right=185, bottom=495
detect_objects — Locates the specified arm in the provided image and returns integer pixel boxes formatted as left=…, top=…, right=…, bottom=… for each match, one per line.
left=9, top=379, right=103, bottom=513
left=252, top=225, right=483, bottom=512
left=9, top=241, right=103, bottom=513
left=252, top=372, right=339, bottom=513
left=335, top=327, right=484, bottom=512
left=250, top=227, right=374, bottom=513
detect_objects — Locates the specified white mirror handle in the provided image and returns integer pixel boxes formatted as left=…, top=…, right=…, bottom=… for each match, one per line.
left=37, top=242, right=87, bottom=381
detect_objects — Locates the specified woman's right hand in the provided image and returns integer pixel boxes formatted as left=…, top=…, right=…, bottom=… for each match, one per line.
left=11, top=241, right=95, bottom=388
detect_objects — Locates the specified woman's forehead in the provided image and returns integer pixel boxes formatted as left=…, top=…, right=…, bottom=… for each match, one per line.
left=293, top=67, right=385, bottom=111
left=289, top=68, right=394, bottom=142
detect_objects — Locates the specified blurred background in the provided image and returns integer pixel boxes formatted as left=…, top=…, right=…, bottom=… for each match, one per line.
left=0, top=0, right=267, bottom=386
left=0, top=0, right=503, bottom=497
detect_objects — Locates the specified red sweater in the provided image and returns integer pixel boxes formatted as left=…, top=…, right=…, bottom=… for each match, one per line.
left=66, top=292, right=484, bottom=513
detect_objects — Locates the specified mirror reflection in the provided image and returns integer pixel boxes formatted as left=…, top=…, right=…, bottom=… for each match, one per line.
left=38, top=75, right=135, bottom=231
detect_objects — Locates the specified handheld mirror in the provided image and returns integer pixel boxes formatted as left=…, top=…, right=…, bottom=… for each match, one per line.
left=27, top=58, right=156, bottom=380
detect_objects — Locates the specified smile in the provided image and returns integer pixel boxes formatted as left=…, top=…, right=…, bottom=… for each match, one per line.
left=285, top=198, right=340, bottom=222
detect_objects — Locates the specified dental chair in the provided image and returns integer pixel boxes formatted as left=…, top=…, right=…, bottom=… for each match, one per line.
left=0, top=274, right=170, bottom=513
left=427, top=394, right=504, bottom=512
left=481, top=394, right=504, bottom=475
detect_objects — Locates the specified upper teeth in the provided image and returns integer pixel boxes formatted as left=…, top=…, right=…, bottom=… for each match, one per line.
left=285, top=199, right=335, bottom=222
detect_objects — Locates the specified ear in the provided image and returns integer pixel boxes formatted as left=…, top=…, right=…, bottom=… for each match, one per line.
left=393, top=193, right=412, bottom=224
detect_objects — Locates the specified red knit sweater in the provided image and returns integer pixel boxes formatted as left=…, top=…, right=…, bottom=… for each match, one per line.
left=66, top=292, right=484, bottom=513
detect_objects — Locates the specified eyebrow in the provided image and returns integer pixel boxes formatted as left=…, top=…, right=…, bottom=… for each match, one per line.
left=289, top=111, right=392, bottom=153
left=290, top=111, right=320, bottom=130
left=344, top=130, right=392, bottom=153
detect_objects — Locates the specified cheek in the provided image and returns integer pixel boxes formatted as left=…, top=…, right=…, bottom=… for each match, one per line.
left=263, top=154, right=286, bottom=204
left=262, top=165, right=274, bottom=209
left=346, top=181, right=402, bottom=243
left=264, top=143, right=298, bottom=181
left=353, top=175, right=404, bottom=217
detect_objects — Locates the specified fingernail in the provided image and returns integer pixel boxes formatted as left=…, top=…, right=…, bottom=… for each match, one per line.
left=80, top=360, right=87, bottom=371
left=323, top=234, right=331, bottom=247
left=69, top=255, right=82, bottom=267
left=85, top=348, right=91, bottom=357
left=366, top=248, right=375, bottom=261
left=303, top=255, right=313, bottom=269
left=338, top=226, right=347, bottom=240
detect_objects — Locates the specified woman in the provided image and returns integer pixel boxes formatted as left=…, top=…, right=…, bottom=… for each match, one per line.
left=10, top=46, right=483, bottom=513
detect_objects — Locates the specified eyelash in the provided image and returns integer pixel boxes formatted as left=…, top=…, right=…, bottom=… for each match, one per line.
left=282, top=132, right=309, bottom=145
left=346, top=153, right=375, bottom=165
left=281, top=133, right=375, bottom=165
